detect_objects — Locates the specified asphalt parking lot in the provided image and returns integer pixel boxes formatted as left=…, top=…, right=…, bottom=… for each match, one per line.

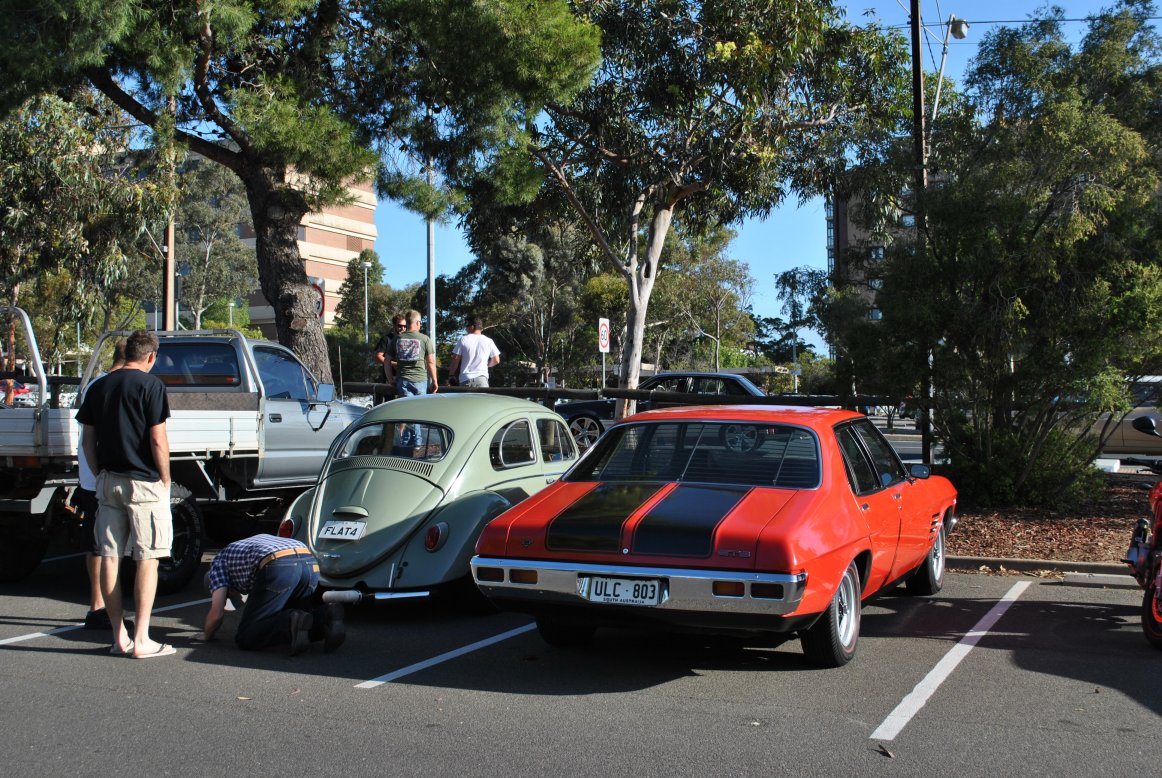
left=2, top=551, right=1159, bottom=778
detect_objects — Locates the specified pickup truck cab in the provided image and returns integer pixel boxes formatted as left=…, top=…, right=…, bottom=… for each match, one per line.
left=0, top=306, right=365, bottom=592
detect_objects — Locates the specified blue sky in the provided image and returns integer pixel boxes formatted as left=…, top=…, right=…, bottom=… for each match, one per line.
left=372, top=1, right=1122, bottom=347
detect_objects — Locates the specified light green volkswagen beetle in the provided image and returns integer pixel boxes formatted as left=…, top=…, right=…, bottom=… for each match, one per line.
left=278, top=394, right=578, bottom=605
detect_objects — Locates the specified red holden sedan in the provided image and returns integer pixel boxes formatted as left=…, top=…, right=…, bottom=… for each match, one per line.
left=471, top=405, right=957, bottom=667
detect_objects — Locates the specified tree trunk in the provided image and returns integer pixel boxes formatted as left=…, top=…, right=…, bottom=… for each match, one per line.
left=616, top=205, right=672, bottom=418
left=244, top=171, right=333, bottom=383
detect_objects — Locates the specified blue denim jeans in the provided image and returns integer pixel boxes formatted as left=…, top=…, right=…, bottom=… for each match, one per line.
left=235, top=554, right=321, bottom=650
left=396, top=378, right=428, bottom=396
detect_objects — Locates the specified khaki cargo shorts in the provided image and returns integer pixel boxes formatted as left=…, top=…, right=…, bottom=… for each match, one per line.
left=95, top=472, right=173, bottom=561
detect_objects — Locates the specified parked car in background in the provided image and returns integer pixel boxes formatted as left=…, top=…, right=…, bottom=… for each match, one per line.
left=1100, top=377, right=1162, bottom=455
left=472, top=404, right=958, bottom=666
left=555, top=371, right=767, bottom=451
left=280, top=394, right=578, bottom=607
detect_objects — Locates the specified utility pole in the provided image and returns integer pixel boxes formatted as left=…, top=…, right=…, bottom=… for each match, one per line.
left=911, top=0, right=932, bottom=464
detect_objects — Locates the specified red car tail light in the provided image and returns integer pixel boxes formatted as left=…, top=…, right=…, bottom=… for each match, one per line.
left=712, top=581, right=744, bottom=597
left=750, top=582, right=785, bottom=600
left=425, top=522, right=449, bottom=552
left=509, top=569, right=538, bottom=585
left=277, top=518, right=295, bottom=538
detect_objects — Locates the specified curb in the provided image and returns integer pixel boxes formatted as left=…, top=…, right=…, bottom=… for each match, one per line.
left=948, top=555, right=1128, bottom=576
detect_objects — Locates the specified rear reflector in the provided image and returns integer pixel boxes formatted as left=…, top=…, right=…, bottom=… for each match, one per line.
left=750, top=582, right=785, bottom=599
left=425, top=525, right=442, bottom=551
left=277, top=519, right=295, bottom=538
left=509, top=569, right=538, bottom=585
left=476, top=567, right=504, bottom=582
left=712, top=581, right=745, bottom=597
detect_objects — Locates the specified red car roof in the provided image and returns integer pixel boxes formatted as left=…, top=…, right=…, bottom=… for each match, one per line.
left=618, top=404, right=863, bottom=430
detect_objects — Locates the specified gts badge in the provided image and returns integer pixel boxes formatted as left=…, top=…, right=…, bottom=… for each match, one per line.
left=718, top=549, right=752, bottom=558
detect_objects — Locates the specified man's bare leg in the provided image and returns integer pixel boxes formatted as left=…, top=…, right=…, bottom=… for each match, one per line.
left=99, top=556, right=131, bottom=653
left=131, top=558, right=163, bottom=656
left=86, top=553, right=105, bottom=612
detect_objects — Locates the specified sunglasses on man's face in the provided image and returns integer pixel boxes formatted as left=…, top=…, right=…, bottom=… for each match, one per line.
left=395, top=324, right=406, bottom=329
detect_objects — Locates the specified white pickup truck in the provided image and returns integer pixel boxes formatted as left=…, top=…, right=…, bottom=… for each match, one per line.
left=0, top=306, right=366, bottom=592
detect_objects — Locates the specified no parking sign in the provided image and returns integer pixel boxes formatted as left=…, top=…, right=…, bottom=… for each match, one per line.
left=598, top=318, right=610, bottom=353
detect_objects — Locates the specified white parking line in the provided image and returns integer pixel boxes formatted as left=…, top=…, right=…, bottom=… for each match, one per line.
left=42, top=552, right=87, bottom=563
left=356, top=623, right=537, bottom=689
left=870, top=581, right=1030, bottom=741
left=0, top=597, right=210, bottom=647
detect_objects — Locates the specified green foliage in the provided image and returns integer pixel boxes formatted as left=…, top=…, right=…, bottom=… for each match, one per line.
left=846, top=2, right=1162, bottom=508
left=0, top=0, right=601, bottom=383
left=507, top=0, right=908, bottom=394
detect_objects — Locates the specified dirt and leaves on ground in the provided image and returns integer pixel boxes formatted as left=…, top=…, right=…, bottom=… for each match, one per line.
left=947, top=473, right=1155, bottom=568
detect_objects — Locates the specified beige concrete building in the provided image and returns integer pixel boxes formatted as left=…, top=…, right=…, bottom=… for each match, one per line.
left=243, top=181, right=378, bottom=332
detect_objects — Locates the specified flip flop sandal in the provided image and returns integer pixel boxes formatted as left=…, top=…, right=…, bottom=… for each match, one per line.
left=132, top=643, right=176, bottom=659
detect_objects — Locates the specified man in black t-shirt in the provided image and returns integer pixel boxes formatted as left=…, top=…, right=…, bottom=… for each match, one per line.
left=76, top=330, right=175, bottom=659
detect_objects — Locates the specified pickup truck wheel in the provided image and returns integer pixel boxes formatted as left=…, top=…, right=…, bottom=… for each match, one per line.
left=156, top=489, right=204, bottom=595
left=801, top=561, right=861, bottom=668
left=905, top=523, right=946, bottom=596
left=535, top=616, right=595, bottom=647
left=0, top=522, right=48, bottom=582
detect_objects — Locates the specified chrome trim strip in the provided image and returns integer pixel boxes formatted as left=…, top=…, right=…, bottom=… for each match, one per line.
left=371, top=591, right=431, bottom=601
left=471, top=556, right=807, bottom=616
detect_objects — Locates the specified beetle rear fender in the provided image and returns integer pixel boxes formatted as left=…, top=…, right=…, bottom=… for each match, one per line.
left=396, top=491, right=515, bottom=588
left=794, top=541, right=871, bottom=616
left=285, top=487, right=317, bottom=543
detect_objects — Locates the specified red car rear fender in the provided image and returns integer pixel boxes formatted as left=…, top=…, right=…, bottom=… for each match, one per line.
left=794, top=541, right=871, bottom=615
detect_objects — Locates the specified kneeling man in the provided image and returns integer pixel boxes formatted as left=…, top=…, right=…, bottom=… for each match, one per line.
left=199, top=534, right=345, bottom=655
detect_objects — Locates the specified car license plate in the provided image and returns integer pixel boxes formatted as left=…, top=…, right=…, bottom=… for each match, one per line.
left=318, top=520, right=366, bottom=540
left=587, top=576, right=660, bottom=606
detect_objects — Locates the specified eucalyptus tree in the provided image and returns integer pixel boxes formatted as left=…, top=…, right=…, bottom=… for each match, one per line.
left=0, top=0, right=600, bottom=381
left=0, top=91, right=165, bottom=385
left=174, top=159, right=257, bottom=329
left=507, top=0, right=907, bottom=412
left=868, top=1, right=1162, bottom=506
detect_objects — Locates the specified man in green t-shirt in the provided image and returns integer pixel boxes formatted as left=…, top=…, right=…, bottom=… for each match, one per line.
left=386, top=309, right=439, bottom=396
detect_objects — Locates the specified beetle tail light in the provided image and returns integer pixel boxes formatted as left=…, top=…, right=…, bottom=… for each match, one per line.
left=425, top=522, right=449, bottom=552
left=277, top=518, right=295, bottom=538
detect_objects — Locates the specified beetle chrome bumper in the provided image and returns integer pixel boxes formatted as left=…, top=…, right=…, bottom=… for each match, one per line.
left=471, top=557, right=807, bottom=616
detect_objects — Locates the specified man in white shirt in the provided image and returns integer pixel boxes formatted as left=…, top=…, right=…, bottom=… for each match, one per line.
left=448, top=317, right=501, bottom=388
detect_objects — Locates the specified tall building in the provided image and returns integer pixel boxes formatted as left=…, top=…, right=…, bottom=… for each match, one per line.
left=242, top=181, right=378, bottom=334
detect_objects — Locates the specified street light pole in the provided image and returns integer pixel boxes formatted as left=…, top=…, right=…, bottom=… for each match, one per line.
left=361, top=259, right=371, bottom=343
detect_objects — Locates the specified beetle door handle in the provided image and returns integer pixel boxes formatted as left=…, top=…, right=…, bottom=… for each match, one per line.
left=269, top=414, right=282, bottom=423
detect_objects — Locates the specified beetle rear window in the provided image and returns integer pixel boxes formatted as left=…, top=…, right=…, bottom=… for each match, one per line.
left=335, top=421, right=451, bottom=462
left=567, top=421, right=820, bottom=489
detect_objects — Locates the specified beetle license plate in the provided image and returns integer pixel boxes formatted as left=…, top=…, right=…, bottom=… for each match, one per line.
left=587, top=576, right=660, bottom=606
left=318, top=521, right=366, bottom=540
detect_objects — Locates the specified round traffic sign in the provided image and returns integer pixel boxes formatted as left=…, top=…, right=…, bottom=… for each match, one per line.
left=598, top=318, right=610, bottom=353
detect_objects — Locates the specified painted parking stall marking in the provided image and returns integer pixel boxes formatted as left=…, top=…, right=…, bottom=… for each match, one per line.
left=356, top=623, right=536, bottom=689
left=0, top=597, right=210, bottom=647
left=870, top=581, right=1031, bottom=741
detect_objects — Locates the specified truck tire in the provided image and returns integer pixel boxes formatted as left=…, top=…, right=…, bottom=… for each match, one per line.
left=156, top=487, right=204, bottom=595
left=0, top=520, right=48, bottom=583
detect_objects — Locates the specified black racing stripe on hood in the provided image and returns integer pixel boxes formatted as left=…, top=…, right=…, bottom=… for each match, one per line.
left=546, top=483, right=662, bottom=553
left=632, top=484, right=749, bottom=558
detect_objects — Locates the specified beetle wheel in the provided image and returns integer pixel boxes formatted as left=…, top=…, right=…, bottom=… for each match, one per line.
left=801, top=560, right=861, bottom=667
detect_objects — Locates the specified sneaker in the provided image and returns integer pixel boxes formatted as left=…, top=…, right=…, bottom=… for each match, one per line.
left=288, top=610, right=313, bottom=656
left=321, top=603, right=346, bottom=654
